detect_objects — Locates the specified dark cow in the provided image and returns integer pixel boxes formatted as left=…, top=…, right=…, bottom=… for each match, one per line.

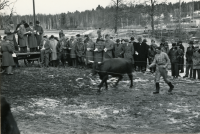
left=1, top=96, right=20, bottom=134
left=90, top=58, right=133, bottom=93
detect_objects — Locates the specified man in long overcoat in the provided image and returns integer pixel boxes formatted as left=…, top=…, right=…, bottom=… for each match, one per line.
left=84, top=35, right=94, bottom=67
left=17, top=23, right=28, bottom=53
left=68, top=36, right=77, bottom=67
left=134, top=37, right=149, bottom=72
left=94, top=38, right=104, bottom=62
left=40, top=35, right=51, bottom=67
left=103, top=34, right=114, bottom=61
left=113, top=39, right=123, bottom=58
left=34, top=21, right=44, bottom=51
left=122, top=39, right=134, bottom=66
left=26, top=22, right=38, bottom=52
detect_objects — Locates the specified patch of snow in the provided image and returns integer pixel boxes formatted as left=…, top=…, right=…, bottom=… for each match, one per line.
left=35, top=111, right=46, bottom=115
left=133, top=78, right=149, bottom=82
left=168, top=118, right=182, bottom=124
left=76, top=78, right=83, bottom=81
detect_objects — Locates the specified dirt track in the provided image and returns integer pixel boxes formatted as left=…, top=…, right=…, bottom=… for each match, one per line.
left=1, top=66, right=200, bottom=133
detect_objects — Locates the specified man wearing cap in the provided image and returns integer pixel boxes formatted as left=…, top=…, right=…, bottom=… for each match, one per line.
left=40, top=35, right=51, bottom=67
left=113, top=39, right=123, bottom=58
left=84, top=35, right=95, bottom=67
left=183, top=41, right=194, bottom=78
left=122, top=39, right=134, bottom=66
left=148, top=47, right=174, bottom=94
left=103, top=34, right=114, bottom=61
left=34, top=20, right=44, bottom=51
left=26, top=22, right=38, bottom=52
left=68, top=36, right=77, bottom=67
left=134, top=36, right=149, bottom=72
left=192, top=45, right=200, bottom=80
left=161, top=42, right=169, bottom=54
left=57, top=35, right=69, bottom=67
left=168, top=43, right=179, bottom=78
left=76, top=37, right=85, bottom=68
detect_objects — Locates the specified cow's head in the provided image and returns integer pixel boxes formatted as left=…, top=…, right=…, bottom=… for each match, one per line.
left=89, top=60, right=102, bottom=76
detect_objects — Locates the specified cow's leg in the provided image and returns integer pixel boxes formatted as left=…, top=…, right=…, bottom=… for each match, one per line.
left=114, top=75, right=123, bottom=87
left=98, top=75, right=108, bottom=92
left=128, top=74, right=133, bottom=88
left=105, top=81, right=108, bottom=90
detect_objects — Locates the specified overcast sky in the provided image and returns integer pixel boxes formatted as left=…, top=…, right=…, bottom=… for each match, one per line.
left=2, top=0, right=195, bottom=15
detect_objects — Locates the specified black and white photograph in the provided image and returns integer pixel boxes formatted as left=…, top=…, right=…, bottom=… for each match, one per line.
left=0, top=0, right=200, bottom=133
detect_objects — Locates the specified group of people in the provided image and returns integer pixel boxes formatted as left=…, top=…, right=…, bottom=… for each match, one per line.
left=0, top=19, right=43, bottom=74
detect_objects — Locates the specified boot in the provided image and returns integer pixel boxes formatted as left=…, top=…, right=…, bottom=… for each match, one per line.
left=167, top=82, right=174, bottom=92
left=153, top=83, right=160, bottom=94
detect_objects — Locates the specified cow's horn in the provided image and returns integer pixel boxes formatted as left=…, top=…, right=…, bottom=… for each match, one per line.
left=89, top=60, right=94, bottom=63
left=98, top=62, right=102, bottom=64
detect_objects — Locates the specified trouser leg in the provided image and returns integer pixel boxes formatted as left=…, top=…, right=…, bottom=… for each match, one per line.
left=45, top=53, right=49, bottom=67
left=197, top=69, right=200, bottom=79
left=189, top=63, right=193, bottom=78
left=193, top=69, right=197, bottom=79
left=40, top=50, right=45, bottom=63
left=160, top=67, right=174, bottom=92
left=185, top=63, right=190, bottom=76
left=171, top=63, right=175, bottom=76
left=174, top=63, right=179, bottom=77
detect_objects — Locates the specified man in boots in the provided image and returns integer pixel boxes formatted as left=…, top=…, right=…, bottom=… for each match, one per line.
left=148, top=47, right=174, bottom=94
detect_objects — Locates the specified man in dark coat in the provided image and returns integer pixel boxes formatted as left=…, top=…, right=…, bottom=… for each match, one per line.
left=134, top=36, right=149, bottom=72
left=34, top=20, right=44, bottom=51
left=177, top=41, right=184, bottom=73
left=113, top=39, right=123, bottom=58
left=183, top=41, right=194, bottom=78
left=168, top=43, right=179, bottom=78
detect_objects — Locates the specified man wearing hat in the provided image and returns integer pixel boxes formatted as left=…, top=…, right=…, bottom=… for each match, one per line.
left=148, top=46, right=174, bottom=94
left=134, top=36, right=149, bottom=72
left=192, top=45, right=200, bottom=80
left=68, top=36, right=77, bottom=67
left=148, top=39, right=157, bottom=73
left=113, top=39, right=123, bottom=58
left=94, top=38, right=104, bottom=63
left=17, top=21, right=28, bottom=53
left=26, top=22, right=38, bottom=52
left=59, top=29, right=64, bottom=39
left=49, top=35, right=58, bottom=67
left=103, top=34, right=114, bottom=61
left=76, top=37, right=85, bottom=68
left=34, top=20, right=44, bottom=51
left=183, top=41, right=194, bottom=78
left=168, top=43, right=179, bottom=78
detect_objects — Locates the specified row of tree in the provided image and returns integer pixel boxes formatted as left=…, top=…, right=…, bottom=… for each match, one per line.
left=1, top=0, right=200, bottom=32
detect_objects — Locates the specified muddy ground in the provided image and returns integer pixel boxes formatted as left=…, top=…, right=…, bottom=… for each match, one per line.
left=1, top=64, right=200, bottom=134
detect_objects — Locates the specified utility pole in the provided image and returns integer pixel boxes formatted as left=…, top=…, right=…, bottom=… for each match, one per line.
left=33, top=0, right=36, bottom=26
left=179, top=0, right=181, bottom=40
left=192, top=0, right=194, bottom=20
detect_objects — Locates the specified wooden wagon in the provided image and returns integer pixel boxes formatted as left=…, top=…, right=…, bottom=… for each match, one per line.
left=0, top=52, right=41, bottom=67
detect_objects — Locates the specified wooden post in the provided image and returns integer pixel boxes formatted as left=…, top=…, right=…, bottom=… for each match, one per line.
left=33, top=0, right=36, bottom=26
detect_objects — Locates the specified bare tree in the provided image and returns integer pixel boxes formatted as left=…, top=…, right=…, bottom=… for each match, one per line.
left=0, top=0, right=18, bottom=28
left=144, top=0, right=167, bottom=36
left=111, top=0, right=124, bottom=33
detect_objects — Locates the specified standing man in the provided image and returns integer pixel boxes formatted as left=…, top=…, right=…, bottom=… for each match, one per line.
left=84, top=35, right=95, bottom=68
left=134, top=36, right=149, bottom=72
left=59, top=30, right=64, bottom=39
left=148, top=39, right=157, bottom=73
left=76, top=37, right=85, bottom=69
left=183, top=41, right=194, bottom=78
left=122, top=39, right=134, bottom=68
left=178, top=41, right=185, bottom=73
left=192, top=46, right=200, bottom=80
left=168, top=43, right=179, bottom=78
left=177, top=43, right=184, bottom=74
left=103, top=34, right=114, bottom=61
left=97, top=28, right=102, bottom=39
left=34, top=20, right=44, bottom=51
left=26, top=22, right=38, bottom=52
left=17, top=22, right=28, bottom=53
left=113, top=39, right=123, bottom=58
left=68, top=36, right=77, bottom=68
left=40, top=35, right=51, bottom=67
left=148, top=47, right=174, bottom=94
